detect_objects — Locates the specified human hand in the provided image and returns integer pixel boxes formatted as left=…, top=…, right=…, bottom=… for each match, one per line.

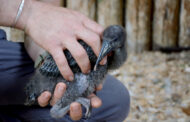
left=37, top=82, right=103, bottom=121
left=24, top=1, right=106, bottom=81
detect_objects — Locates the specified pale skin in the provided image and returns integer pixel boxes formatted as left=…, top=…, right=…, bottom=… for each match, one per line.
left=0, top=0, right=106, bottom=120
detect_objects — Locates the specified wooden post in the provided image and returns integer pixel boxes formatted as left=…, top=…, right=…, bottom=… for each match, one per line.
left=179, top=0, right=190, bottom=47
left=126, top=0, right=152, bottom=53
left=97, top=0, right=123, bottom=28
left=66, top=0, right=96, bottom=20
left=153, top=0, right=180, bottom=49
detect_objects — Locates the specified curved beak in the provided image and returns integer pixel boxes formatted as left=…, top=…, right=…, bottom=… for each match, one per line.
left=94, top=41, right=112, bottom=71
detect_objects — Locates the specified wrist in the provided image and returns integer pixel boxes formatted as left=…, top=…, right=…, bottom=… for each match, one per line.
left=15, top=0, right=35, bottom=30
left=0, top=0, right=35, bottom=30
left=23, top=0, right=57, bottom=34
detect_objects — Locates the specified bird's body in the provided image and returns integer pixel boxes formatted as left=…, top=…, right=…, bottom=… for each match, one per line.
left=25, top=25, right=127, bottom=118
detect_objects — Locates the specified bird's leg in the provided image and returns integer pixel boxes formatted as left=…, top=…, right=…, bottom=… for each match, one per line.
left=50, top=103, right=70, bottom=118
left=76, top=97, right=91, bottom=118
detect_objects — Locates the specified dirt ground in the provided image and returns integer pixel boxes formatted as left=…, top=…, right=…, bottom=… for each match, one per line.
left=111, top=51, right=190, bottom=122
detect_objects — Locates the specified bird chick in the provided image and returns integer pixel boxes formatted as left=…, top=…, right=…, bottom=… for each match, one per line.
left=24, top=25, right=127, bottom=119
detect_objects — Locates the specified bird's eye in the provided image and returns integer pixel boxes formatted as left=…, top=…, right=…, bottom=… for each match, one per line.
left=111, top=37, right=118, bottom=42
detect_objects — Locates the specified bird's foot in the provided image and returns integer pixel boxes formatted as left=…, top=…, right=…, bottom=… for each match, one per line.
left=50, top=104, right=70, bottom=119
left=50, top=97, right=91, bottom=119
left=76, top=97, right=91, bottom=118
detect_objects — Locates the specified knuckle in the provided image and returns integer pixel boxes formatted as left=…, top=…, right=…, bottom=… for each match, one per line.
left=52, top=52, right=61, bottom=62
left=72, top=24, right=79, bottom=31
left=75, top=49, right=86, bottom=59
left=60, top=60, right=68, bottom=68
left=57, top=59, right=65, bottom=68
left=90, top=35, right=100, bottom=45
left=53, top=92, right=60, bottom=99
left=75, top=26, right=84, bottom=33
left=54, top=56, right=67, bottom=68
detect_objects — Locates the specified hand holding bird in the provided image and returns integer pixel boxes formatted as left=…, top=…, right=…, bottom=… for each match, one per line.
left=25, top=25, right=127, bottom=119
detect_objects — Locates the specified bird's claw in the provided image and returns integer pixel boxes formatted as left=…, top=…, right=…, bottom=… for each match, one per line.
left=76, top=97, right=91, bottom=118
left=50, top=104, right=70, bottom=118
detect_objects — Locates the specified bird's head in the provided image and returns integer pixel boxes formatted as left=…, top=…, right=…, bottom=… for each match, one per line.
left=94, top=25, right=127, bottom=70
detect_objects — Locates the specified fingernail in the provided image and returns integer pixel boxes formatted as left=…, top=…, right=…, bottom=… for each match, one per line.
left=92, top=97, right=102, bottom=108
left=69, top=76, right=74, bottom=81
left=58, top=86, right=64, bottom=94
left=44, top=93, right=50, bottom=99
left=72, top=105, right=80, bottom=113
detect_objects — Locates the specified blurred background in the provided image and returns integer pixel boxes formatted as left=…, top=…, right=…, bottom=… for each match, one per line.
left=1, top=0, right=190, bottom=121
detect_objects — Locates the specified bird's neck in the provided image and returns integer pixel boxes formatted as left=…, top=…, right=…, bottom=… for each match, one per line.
left=108, top=45, right=127, bottom=70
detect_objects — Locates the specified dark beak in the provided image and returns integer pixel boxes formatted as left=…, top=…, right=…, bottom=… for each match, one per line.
left=94, top=41, right=112, bottom=71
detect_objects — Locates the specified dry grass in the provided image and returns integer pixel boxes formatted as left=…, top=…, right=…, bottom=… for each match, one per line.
left=112, top=51, right=190, bottom=122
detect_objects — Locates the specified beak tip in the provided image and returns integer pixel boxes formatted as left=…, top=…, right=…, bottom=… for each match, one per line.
left=94, top=41, right=110, bottom=71
left=93, top=65, right=97, bottom=71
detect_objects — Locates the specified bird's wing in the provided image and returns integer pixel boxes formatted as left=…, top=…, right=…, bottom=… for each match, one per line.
left=34, top=51, right=49, bottom=68
left=35, top=52, right=60, bottom=77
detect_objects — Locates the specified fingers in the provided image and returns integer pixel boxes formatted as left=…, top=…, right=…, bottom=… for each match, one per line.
left=69, top=94, right=102, bottom=121
left=50, top=82, right=66, bottom=106
left=65, top=38, right=91, bottom=73
left=70, top=102, right=82, bottom=121
left=82, top=16, right=104, bottom=35
left=51, top=47, right=74, bottom=81
left=96, top=84, right=103, bottom=91
left=38, top=83, right=66, bottom=107
left=38, top=91, right=52, bottom=107
left=79, top=14, right=107, bottom=66
left=76, top=27, right=101, bottom=58
left=88, top=94, right=102, bottom=108
left=76, top=25, right=107, bottom=66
